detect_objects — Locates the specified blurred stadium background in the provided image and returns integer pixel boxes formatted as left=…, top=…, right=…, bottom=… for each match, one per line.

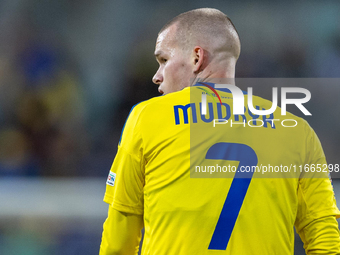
left=0, top=0, right=339, bottom=254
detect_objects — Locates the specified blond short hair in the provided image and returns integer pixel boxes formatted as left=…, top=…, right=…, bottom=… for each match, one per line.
left=159, top=8, right=241, bottom=59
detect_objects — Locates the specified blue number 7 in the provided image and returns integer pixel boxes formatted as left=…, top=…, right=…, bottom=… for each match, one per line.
left=206, top=143, right=258, bottom=250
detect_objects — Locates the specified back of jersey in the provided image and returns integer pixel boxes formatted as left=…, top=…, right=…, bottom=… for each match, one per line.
left=106, top=83, right=338, bottom=255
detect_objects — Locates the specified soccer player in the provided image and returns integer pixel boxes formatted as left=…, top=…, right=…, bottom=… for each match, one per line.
left=100, top=8, right=340, bottom=254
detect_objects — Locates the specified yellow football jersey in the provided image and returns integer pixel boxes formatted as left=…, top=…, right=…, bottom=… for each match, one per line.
left=104, top=83, right=340, bottom=254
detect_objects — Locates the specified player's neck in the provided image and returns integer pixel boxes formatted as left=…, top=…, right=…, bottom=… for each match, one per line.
left=196, top=69, right=235, bottom=84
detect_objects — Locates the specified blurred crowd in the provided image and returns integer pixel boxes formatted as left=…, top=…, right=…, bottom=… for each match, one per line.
left=0, top=41, right=88, bottom=177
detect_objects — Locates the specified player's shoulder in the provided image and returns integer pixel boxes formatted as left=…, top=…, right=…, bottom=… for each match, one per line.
left=251, top=93, right=309, bottom=120
left=247, top=92, right=315, bottom=138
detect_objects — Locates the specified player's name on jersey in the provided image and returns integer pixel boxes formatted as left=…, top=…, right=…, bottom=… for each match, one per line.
left=174, top=103, right=298, bottom=128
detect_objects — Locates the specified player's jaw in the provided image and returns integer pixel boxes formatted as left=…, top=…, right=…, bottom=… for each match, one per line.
left=158, top=86, right=164, bottom=94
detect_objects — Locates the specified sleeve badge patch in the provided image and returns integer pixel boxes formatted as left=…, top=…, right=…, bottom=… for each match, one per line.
left=106, top=171, right=116, bottom=187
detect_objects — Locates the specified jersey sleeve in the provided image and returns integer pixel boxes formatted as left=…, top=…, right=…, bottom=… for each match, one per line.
left=103, top=103, right=145, bottom=215
left=295, top=122, right=340, bottom=249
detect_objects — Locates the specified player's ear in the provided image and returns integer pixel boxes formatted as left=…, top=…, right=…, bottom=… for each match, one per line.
left=192, top=46, right=204, bottom=73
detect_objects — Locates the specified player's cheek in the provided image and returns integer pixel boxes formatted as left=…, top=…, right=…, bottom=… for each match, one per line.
left=164, top=63, right=175, bottom=83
